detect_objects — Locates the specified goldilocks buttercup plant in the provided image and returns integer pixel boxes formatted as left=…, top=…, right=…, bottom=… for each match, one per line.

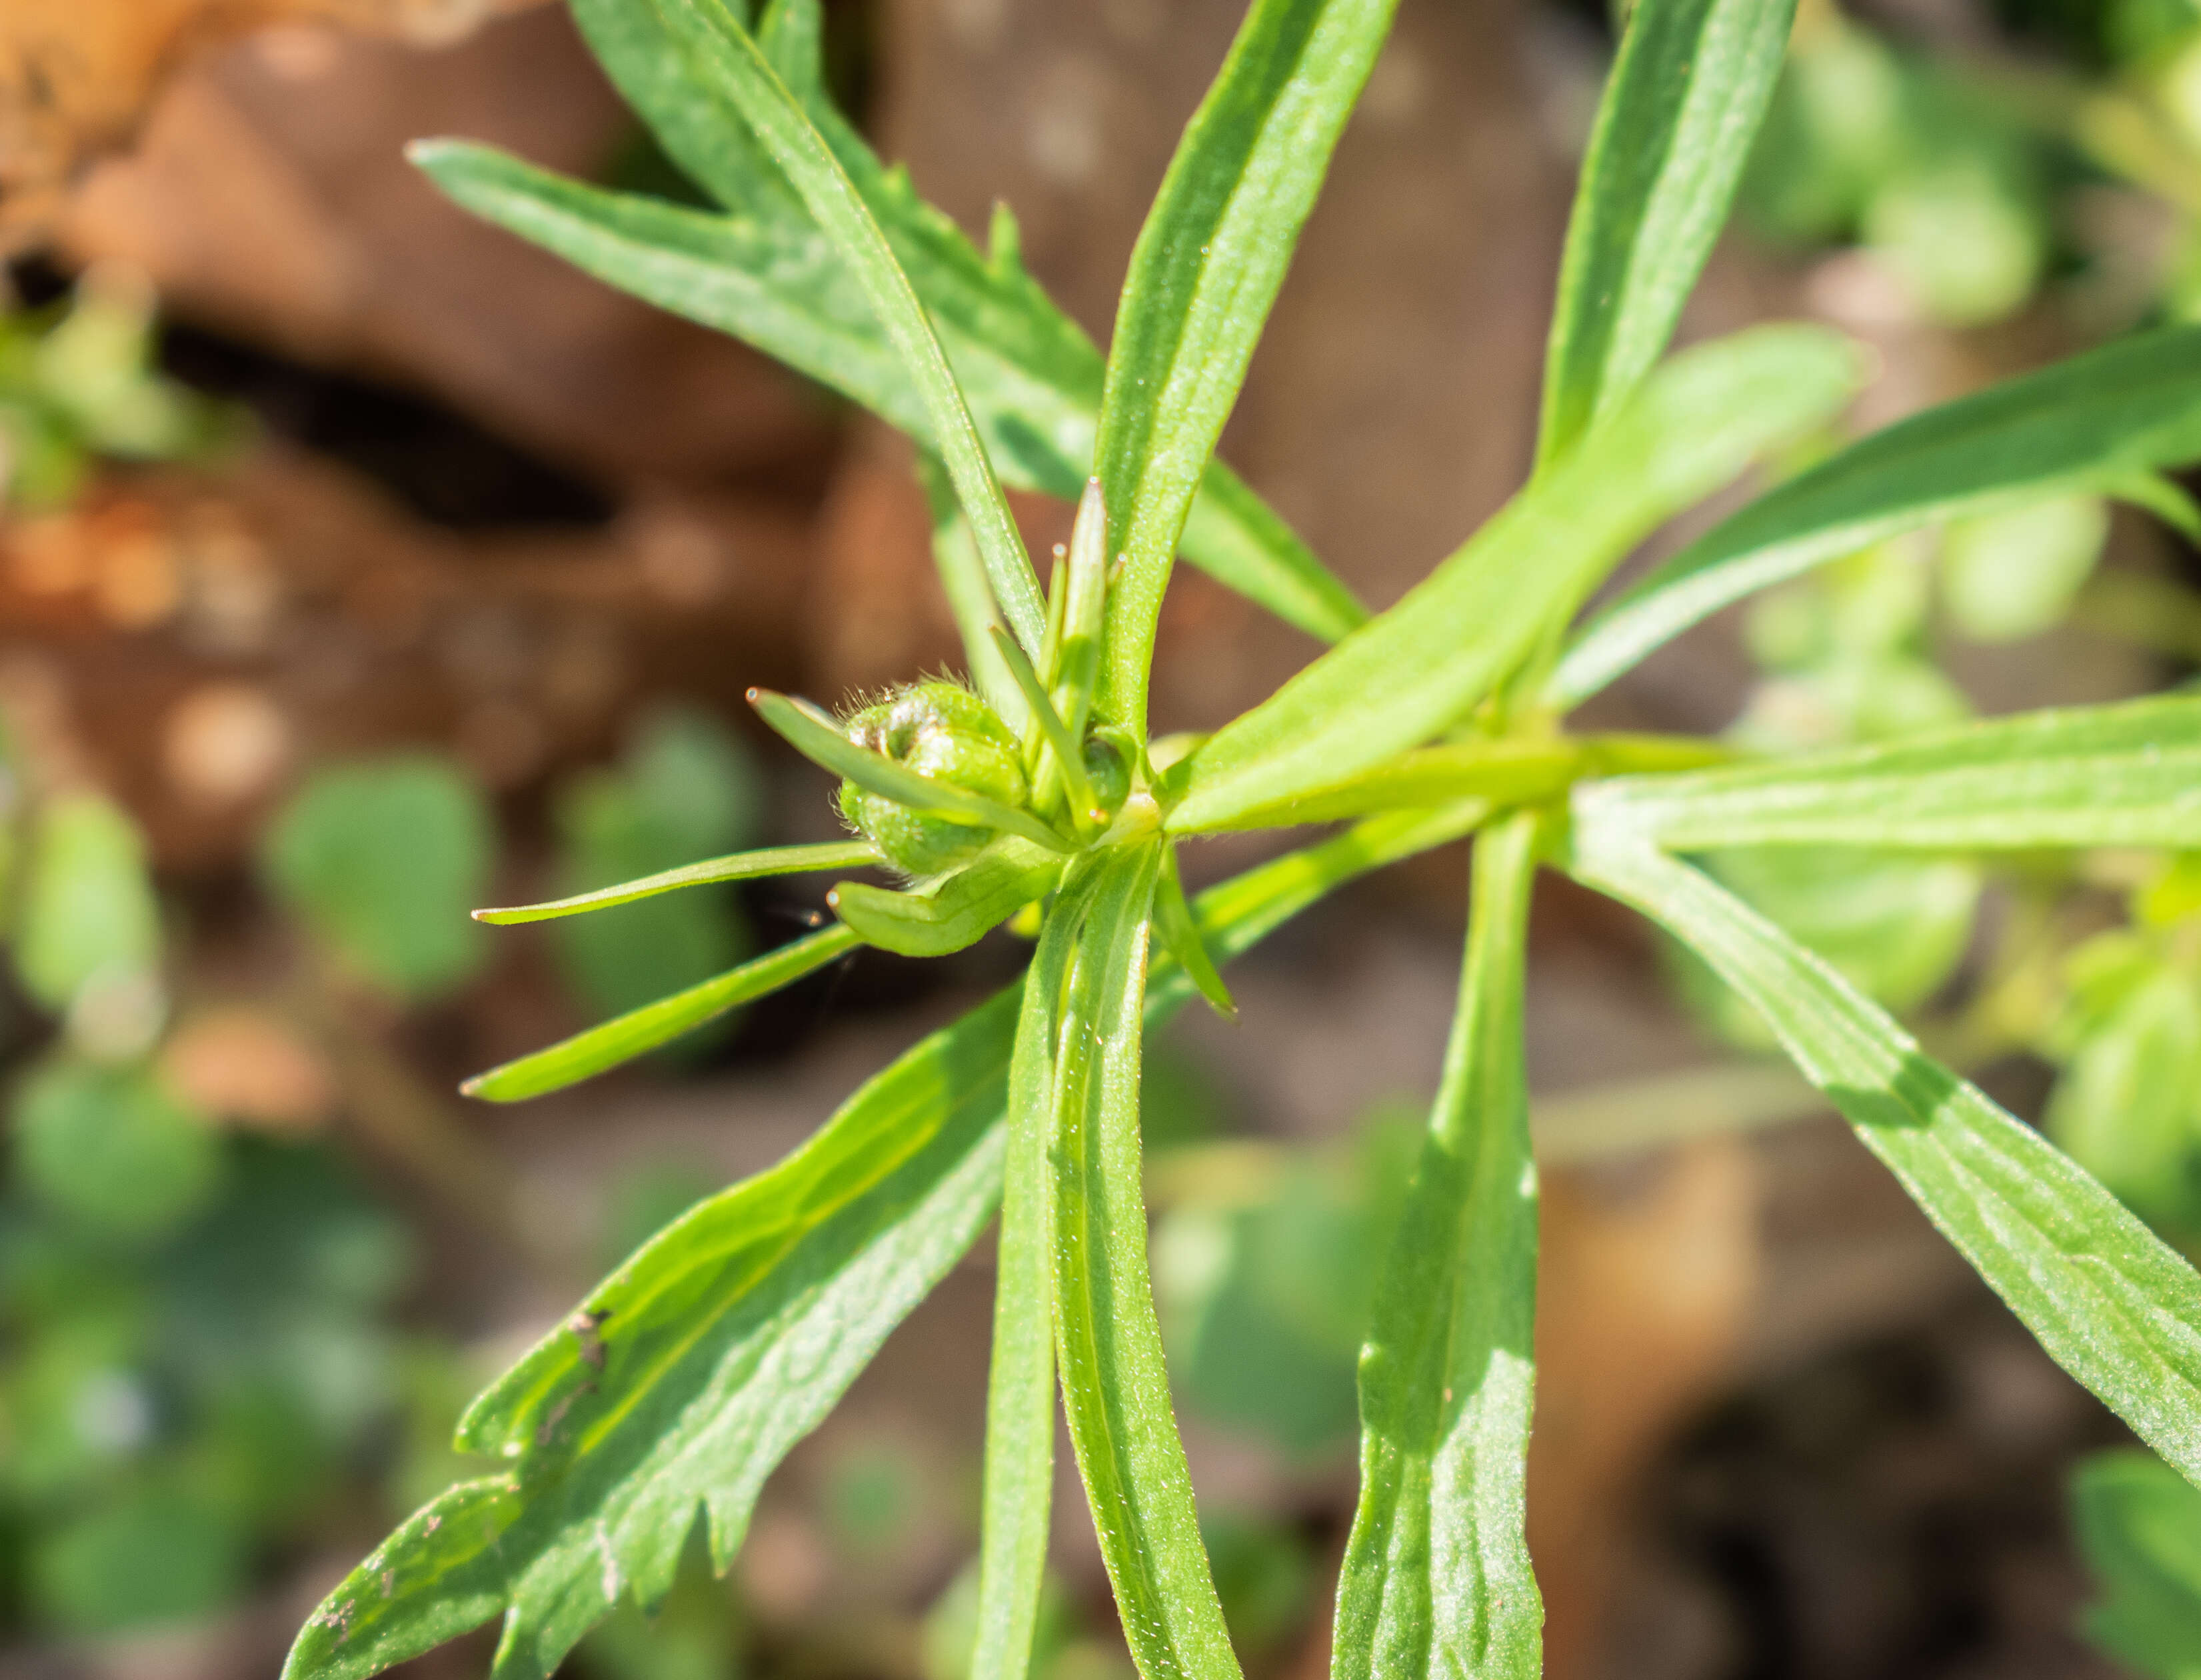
left=287, top=1, right=2201, bottom=1675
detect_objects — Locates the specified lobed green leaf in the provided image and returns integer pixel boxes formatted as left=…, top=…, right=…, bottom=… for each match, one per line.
left=1576, top=695, right=2201, bottom=854
left=1094, top=0, right=1400, bottom=735
left=1167, top=326, right=1866, bottom=833
left=285, top=801, right=1492, bottom=1680
left=1570, top=833, right=2201, bottom=1488
left=1553, top=325, right=2201, bottom=705
left=1537, top=0, right=1797, bottom=468
left=1334, top=812, right=1542, bottom=1680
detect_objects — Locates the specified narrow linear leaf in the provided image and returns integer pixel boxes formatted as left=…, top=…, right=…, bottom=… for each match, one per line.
left=446, top=0, right=1366, bottom=647
left=1569, top=833, right=2201, bottom=1485
left=1553, top=324, right=2201, bottom=705
left=462, top=925, right=859, bottom=1103
left=285, top=801, right=1490, bottom=1680
left=921, top=457, right=1030, bottom=733
left=1154, top=845, right=1235, bottom=1019
left=969, top=864, right=1097, bottom=1680
left=990, top=625, right=1103, bottom=827
left=638, top=0, right=1047, bottom=651
left=1538, top=0, right=1796, bottom=467
left=473, top=841, right=879, bottom=925
left=1095, top=0, right=1400, bottom=735
left=1336, top=811, right=1542, bottom=1680
left=1168, top=326, right=1865, bottom=833
left=1185, top=737, right=1586, bottom=833
left=749, top=689, right=1071, bottom=854
left=1051, top=842, right=1240, bottom=1680
left=1579, top=694, right=2201, bottom=853
left=827, top=840, right=1066, bottom=959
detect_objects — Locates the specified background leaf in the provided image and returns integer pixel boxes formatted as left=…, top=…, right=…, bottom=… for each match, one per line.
left=265, top=757, right=491, bottom=1003
left=2072, top=1448, right=2201, bottom=1680
left=1538, top=0, right=1798, bottom=467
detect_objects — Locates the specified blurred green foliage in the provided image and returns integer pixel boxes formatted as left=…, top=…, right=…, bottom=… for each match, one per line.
left=2074, top=1447, right=2201, bottom=1679
left=551, top=707, right=761, bottom=1033
left=267, top=756, right=494, bottom=1001
left=0, top=269, right=241, bottom=510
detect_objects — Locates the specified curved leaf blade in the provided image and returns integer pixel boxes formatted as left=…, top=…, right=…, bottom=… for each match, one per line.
left=1570, top=833, right=2201, bottom=1486
left=1578, top=694, right=2201, bottom=853
left=1553, top=324, right=2201, bottom=705
left=1334, top=812, right=1542, bottom=1680
left=1168, top=325, right=1865, bottom=833
left=1537, top=0, right=1796, bottom=468
left=1095, top=0, right=1400, bottom=734
left=473, top=841, right=879, bottom=925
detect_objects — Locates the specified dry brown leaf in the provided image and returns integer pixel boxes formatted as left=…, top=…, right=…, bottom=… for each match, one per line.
left=0, top=0, right=549, bottom=245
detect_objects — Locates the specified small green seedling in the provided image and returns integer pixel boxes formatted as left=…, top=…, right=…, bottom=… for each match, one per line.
left=286, top=3, right=2201, bottom=1679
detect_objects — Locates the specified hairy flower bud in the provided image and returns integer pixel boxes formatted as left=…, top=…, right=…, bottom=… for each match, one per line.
left=1083, top=727, right=1134, bottom=820
left=839, top=682, right=1031, bottom=876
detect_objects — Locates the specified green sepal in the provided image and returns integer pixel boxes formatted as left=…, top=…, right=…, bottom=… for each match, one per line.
left=828, top=839, right=1066, bottom=959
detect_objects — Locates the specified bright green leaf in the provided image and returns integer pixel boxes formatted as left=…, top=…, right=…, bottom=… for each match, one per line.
left=461, top=925, right=861, bottom=1103
left=1094, top=0, right=1399, bottom=734
left=1570, top=832, right=2201, bottom=1489
left=1537, top=0, right=1798, bottom=468
left=413, top=37, right=1363, bottom=648
left=1049, top=843, right=1241, bottom=1680
left=827, top=840, right=1065, bottom=959
left=1168, top=325, right=1864, bottom=833
left=967, top=863, right=1093, bottom=1680
left=477, top=842, right=879, bottom=925
left=630, top=0, right=1045, bottom=652
left=1554, top=325, right=2201, bottom=705
left=1576, top=694, right=2201, bottom=853
left=1334, top=812, right=1542, bottom=1680
left=283, top=801, right=1490, bottom=1680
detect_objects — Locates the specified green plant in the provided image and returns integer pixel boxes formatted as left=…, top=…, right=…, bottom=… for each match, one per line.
left=283, top=2, right=2201, bottom=1677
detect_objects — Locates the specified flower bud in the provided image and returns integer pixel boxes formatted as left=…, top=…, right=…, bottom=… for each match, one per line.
left=839, top=681, right=1030, bottom=876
